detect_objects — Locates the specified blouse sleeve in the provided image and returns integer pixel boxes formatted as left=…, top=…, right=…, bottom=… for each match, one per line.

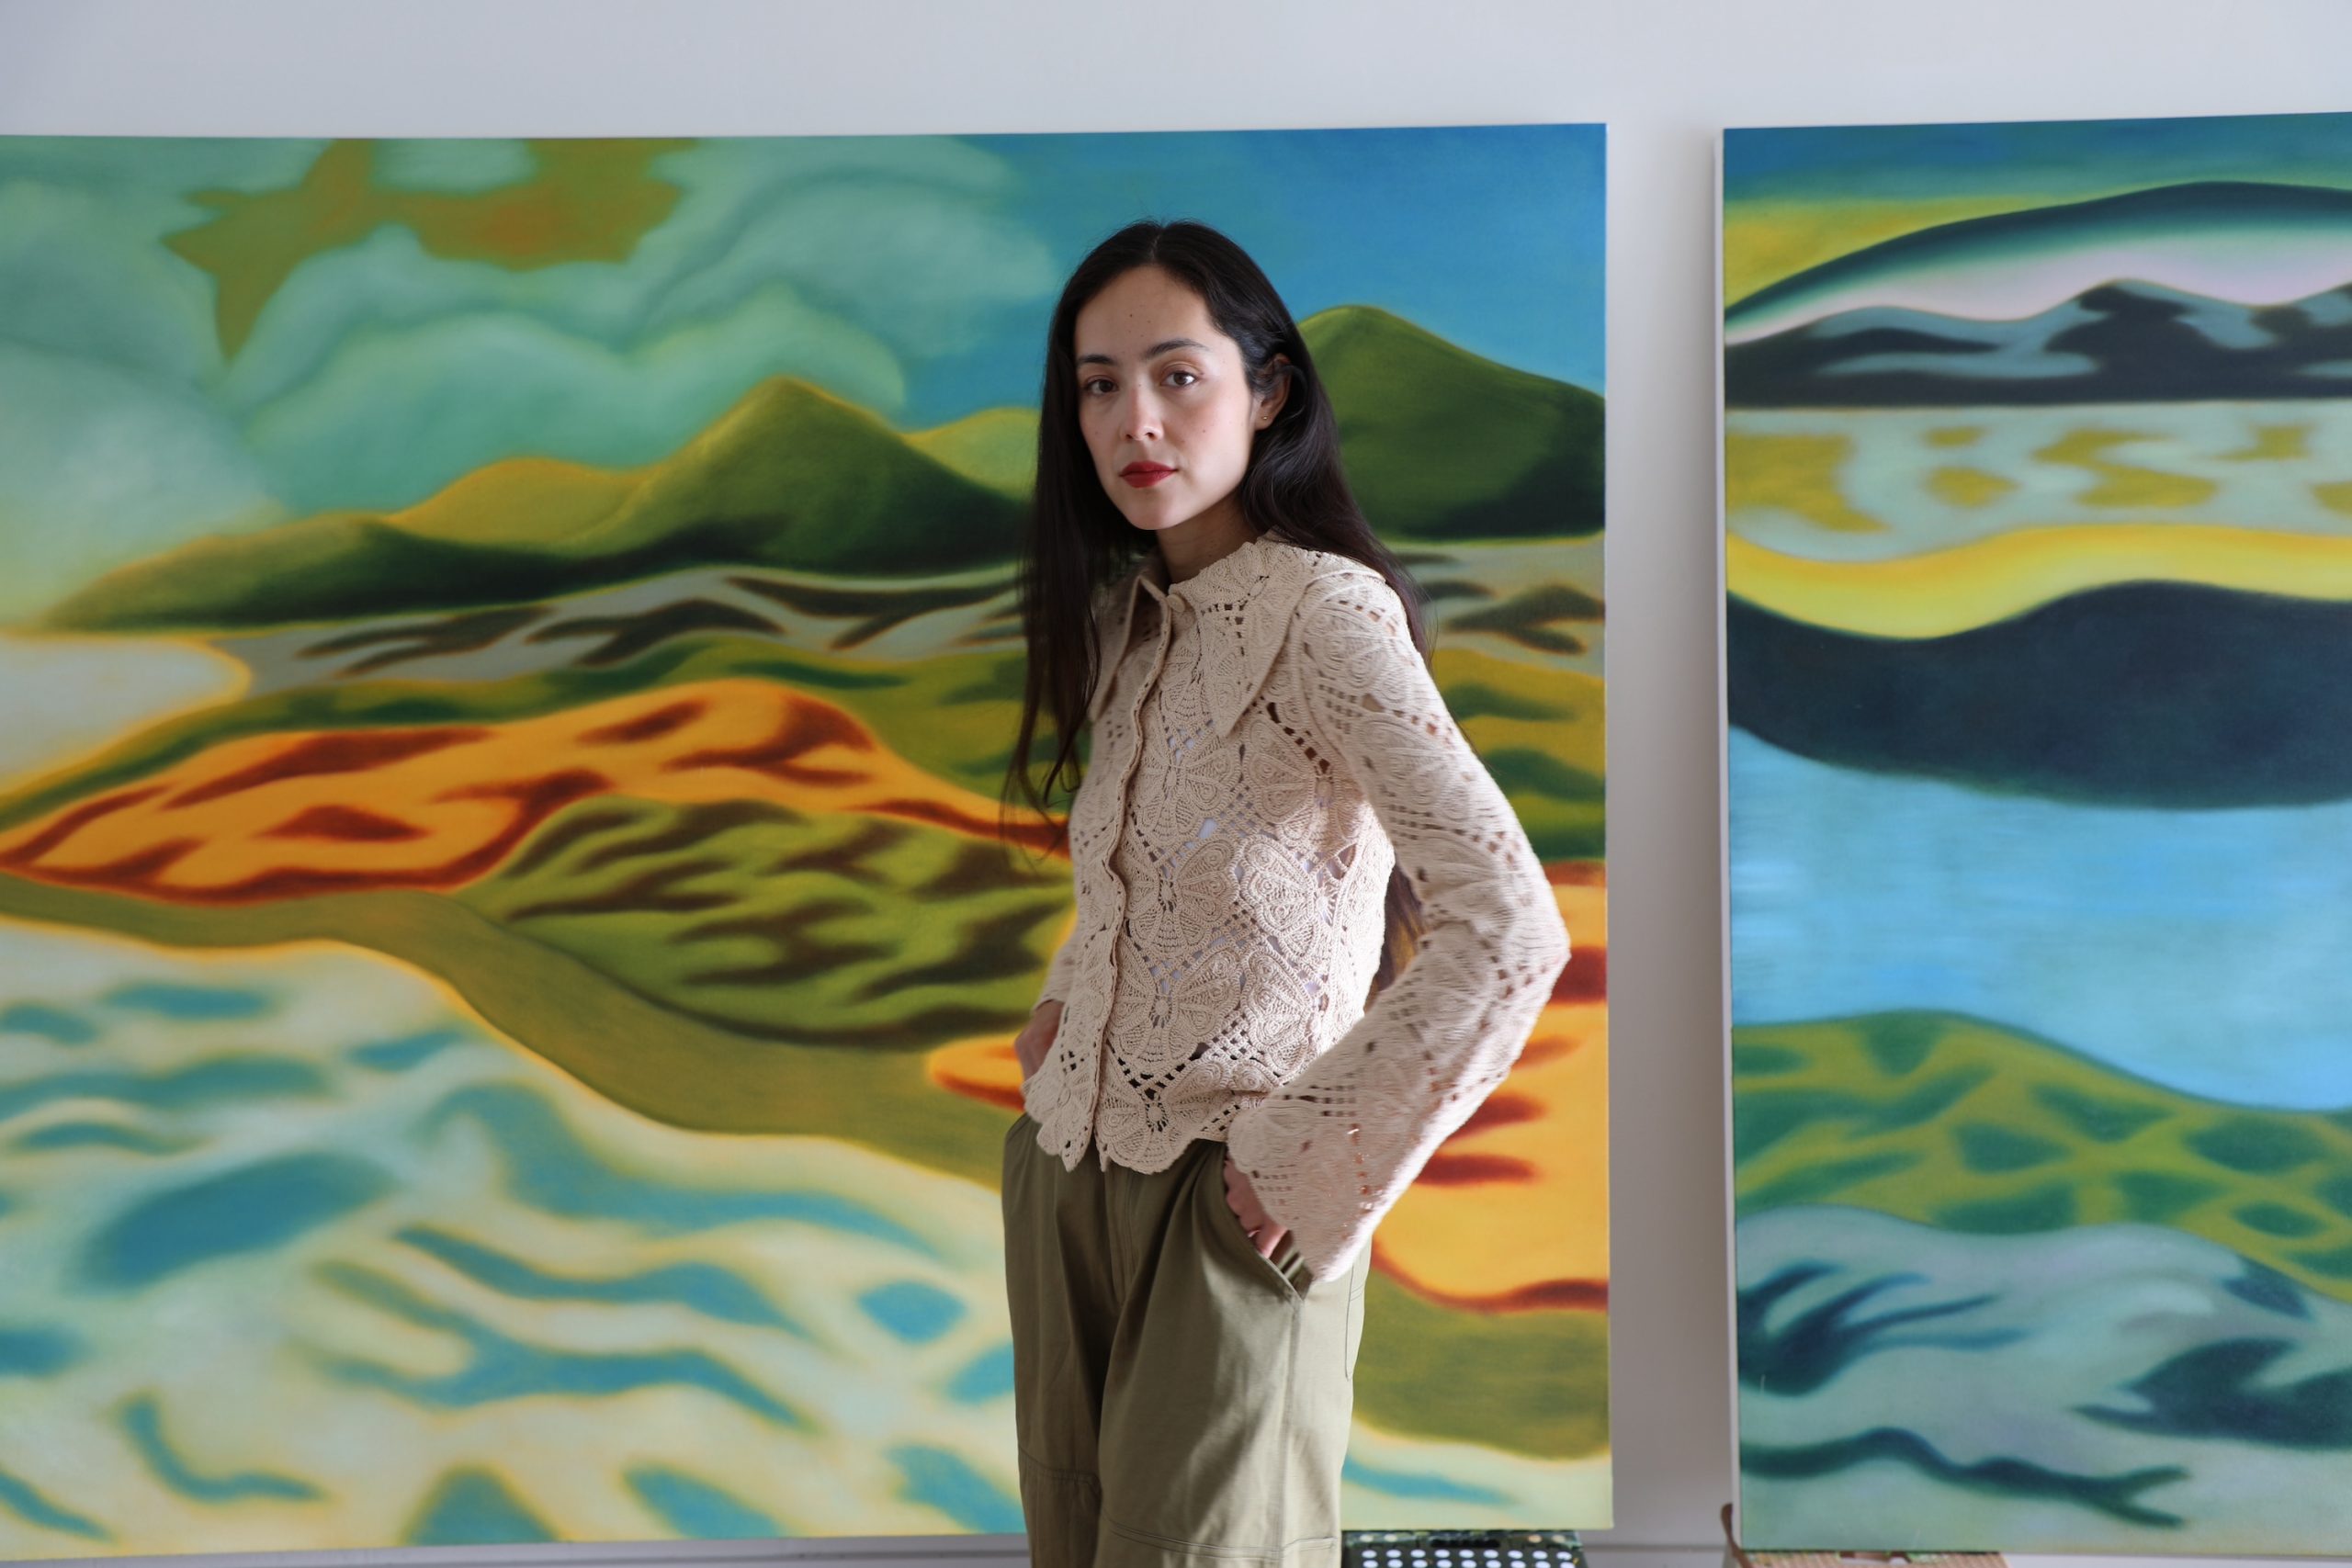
left=1033, top=917, right=1081, bottom=1010
left=1220, top=567, right=1571, bottom=1284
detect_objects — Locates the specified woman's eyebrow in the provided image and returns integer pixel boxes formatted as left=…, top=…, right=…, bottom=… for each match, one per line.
left=1076, top=336, right=1208, bottom=367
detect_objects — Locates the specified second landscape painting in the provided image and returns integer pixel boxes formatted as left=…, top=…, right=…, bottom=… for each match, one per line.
left=1724, top=110, right=2352, bottom=1556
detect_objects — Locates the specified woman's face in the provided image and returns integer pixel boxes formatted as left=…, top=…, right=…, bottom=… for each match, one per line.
left=1071, top=265, right=1287, bottom=540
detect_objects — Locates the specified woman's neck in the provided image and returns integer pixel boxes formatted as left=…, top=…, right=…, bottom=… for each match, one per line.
left=1154, top=503, right=1259, bottom=585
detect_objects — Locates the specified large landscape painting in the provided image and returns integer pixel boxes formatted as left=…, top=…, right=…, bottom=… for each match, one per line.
left=0, top=126, right=1609, bottom=1553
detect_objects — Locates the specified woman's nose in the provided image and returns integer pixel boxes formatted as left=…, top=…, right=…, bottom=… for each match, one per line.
left=1122, top=388, right=1162, bottom=441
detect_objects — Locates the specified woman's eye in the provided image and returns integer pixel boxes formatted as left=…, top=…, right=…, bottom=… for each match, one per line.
left=1166, top=369, right=1198, bottom=388
left=1081, top=378, right=1112, bottom=396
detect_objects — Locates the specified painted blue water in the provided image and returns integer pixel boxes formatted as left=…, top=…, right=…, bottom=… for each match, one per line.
left=1728, top=728, right=2352, bottom=1109
left=885, top=1444, right=1023, bottom=1533
left=1736, top=1205, right=2352, bottom=1553
left=0, top=918, right=1029, bottom=1551
left=413, top=1083, right=942, bottom=1253
left=77, top=1152, right=394, bottom=1290
left=0, top=912, right=1588, bottom=1548
left=625, top=1464, right=786, bottom=1540
left=860, top=1280, right=967, bottom=1345
left=392, top=1224, right=811, bottom=1334
left=1340, top=1454, right=1512, bottom=1505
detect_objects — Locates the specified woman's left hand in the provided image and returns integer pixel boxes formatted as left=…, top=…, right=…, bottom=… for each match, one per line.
left=1222, top=1152, right=1289, bottom=1261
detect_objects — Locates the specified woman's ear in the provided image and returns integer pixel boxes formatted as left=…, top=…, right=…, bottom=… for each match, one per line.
left=1254, top=354, right=1294, bottom=429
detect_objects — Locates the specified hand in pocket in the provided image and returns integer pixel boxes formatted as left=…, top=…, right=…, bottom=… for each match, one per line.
left=1222, top=1151, right=1291, bottom=1263
left=1014, top=999, right=1063, bottom=1088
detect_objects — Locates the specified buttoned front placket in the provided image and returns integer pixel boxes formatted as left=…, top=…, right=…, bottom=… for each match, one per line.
left=1087, top=574, right=1179, bottom=1172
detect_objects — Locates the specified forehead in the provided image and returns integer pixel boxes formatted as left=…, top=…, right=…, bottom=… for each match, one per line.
left=1073, top=266, right=1229, bottom=359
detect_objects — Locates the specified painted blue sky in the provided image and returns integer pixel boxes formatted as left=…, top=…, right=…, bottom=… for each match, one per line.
left=939, top=125, right=1605, bottom=420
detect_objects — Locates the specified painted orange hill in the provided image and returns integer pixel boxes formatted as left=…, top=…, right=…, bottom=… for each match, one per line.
left=0, top=680, right=1060, bottom=902
left=930, top=878, right=1611, bottom=1311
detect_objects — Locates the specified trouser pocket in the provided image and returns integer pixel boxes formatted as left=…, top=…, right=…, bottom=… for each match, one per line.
left=1343, top=1254, right=1368, bottom=1380
left=1194, top=1137, right=1306, bottom=1302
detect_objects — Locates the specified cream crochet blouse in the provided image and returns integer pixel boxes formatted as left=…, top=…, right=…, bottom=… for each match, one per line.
left=1018, top=531, right=1571, bottom=1286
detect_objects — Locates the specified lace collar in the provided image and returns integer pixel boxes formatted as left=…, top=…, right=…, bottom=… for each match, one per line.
left=1084, top=532, right=1319, bottom=739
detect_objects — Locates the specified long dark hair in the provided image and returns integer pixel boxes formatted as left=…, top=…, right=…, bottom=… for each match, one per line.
left=1002, top=217, right=1430, bottom=993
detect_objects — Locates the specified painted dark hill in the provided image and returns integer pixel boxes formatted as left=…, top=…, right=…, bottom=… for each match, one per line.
left=40, top=378, right=1027, bottom=633
left=1727, top=582, right=2352, bottom=807
left=1725, top=181, right=2352, bottom=407
left=1730, top=181, right=2352, bottom=328
left=1726, top=278, right=2352, bottom=407
left=1306, top=304, right=1605, bottom=538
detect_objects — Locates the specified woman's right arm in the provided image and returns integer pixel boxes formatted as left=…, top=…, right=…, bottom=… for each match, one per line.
left=1016, top=937, right=1074, bottom=1084
left=1015, top=998, right=1064, bottom=1086
left=1017, top=852, right=1085, bottom=1083
left=1018, top=575, right=1121, bottom=1086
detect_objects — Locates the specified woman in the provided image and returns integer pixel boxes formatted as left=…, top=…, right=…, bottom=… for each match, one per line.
left=998, top=219, right=1570, bottom=1567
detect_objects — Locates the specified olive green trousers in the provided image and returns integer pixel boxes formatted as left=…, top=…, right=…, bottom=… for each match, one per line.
left=1001, top=1110, right=1373, bottom=1568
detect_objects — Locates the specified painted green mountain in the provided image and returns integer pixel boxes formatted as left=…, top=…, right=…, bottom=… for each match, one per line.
left=41, top=307, right=1601, bottom=634
left=1735, top=1009, right=2352, bottom=1299
left=1307, top=304, right=1603, bottom=540
left=908, top=306, right=1608, bottom=541
left=908, top=406, right=1037, bottom=499
left=40, top=378, right=1025, bottom=633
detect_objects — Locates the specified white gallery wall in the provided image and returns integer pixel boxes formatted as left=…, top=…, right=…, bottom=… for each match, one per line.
left=2, top=3, right=2347, bottom=1565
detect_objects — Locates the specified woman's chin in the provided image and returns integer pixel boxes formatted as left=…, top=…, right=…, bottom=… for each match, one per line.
left=1121, top=510, right=1192, bottom=536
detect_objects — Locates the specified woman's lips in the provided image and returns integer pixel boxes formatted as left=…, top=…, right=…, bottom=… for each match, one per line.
left=1121, top=463, right=1173, bottom=488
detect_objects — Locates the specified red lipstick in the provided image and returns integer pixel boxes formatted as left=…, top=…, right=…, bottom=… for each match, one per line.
left=1120, top=462, right=1173, bottom=488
